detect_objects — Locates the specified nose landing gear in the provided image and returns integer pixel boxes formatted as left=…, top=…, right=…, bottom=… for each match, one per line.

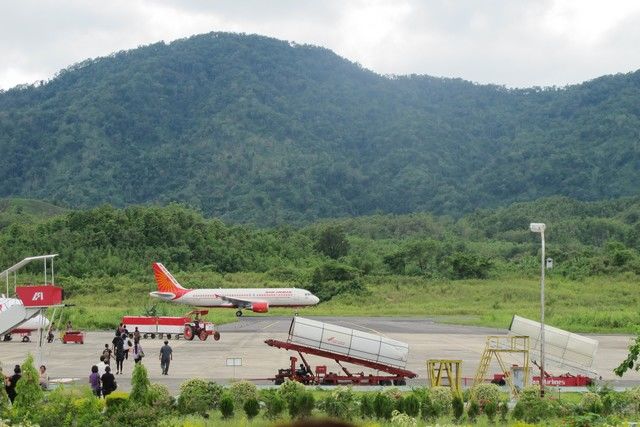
left=235, top=310, right=243, bottom=317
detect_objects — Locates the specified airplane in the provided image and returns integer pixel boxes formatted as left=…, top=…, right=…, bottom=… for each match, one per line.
left=0, top=296, right=50, bottom=342
left=149, top=262, right=320, bottom=316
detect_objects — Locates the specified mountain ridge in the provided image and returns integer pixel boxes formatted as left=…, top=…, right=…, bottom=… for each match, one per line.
left=1, top=32, right=639, bottom=224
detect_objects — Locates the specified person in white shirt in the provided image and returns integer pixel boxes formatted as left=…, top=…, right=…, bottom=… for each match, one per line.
left=96, top=356, right=107, bottom=377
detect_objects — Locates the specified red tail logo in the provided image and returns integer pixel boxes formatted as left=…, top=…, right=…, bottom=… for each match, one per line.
left=152, top=263, right=190, bottom=299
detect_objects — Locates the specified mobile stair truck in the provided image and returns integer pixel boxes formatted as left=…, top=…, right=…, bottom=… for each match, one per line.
left=266, top=317, right=417, bottom=386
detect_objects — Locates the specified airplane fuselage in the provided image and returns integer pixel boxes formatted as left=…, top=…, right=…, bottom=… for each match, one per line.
left=169, top=288, right=317, bottom=307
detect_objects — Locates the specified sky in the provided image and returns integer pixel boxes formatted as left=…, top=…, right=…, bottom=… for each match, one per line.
left=1, top=0, right=640, bottom=90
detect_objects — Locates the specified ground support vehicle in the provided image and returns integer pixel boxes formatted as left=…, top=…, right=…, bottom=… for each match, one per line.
left=265, top=339, right=417, bottom=385
left=122, top=310, right=220, bottom=341
left=62, top=331, right=84, bottom=344
left=265, top=317, right=416, bottom=386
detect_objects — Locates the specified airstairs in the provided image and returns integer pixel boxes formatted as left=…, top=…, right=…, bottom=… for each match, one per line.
left=0, top=255, right=62, bottom=337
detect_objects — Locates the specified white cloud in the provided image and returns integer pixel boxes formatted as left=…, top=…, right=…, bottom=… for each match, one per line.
left=0, top=0, right=639, bottom=90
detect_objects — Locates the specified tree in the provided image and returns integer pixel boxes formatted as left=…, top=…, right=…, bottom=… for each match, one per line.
left=129, top=363, right=150, bottom=404
left=314, top=226, right=350, bottom=259
left=14, top=354, right=44, bottom=422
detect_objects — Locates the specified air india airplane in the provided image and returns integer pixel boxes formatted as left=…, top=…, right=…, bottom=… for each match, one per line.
left=0, top=296, right=50, bottom=342
left=149, top=263, right=320, bottom=316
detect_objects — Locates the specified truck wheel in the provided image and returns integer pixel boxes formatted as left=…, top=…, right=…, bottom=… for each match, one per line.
left=235, top=310, right=243, bottom=317
left=143, top=333, right=148, bottom=339
left=150, top=333, right=156, bottom=339
left=184, top=325, right=194, bottom=341
left=198, top=330, right=208, bottom=341
left=158, top=334, right=163, bottom=339
left=4, top=334, right=12, bottom=341
left=213, top=331, right=221, bottom=341
left=22, top=336, right=30, bottom=343
left=166, top=334, right=172, bottom=340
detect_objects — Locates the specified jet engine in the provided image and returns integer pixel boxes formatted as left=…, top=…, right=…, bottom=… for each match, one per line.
left=251, top=301, right=269, bottom=313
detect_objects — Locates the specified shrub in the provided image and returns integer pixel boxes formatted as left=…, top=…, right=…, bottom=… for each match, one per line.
left=484, top=400, right=497, bottom=423
left=321, top=386, right=357, bottom=421
left=147, top=383, right=174, bottom=411
left=467, top=399, right=480, bottom=422
left=278, top=378, right=305, bottom=402
left=403, top=394, right=420, bottom=417
left=107, top=403, right=162, bottom=427
left=498, top=400, right=509, bottom=422
left=512, top=386, right=556, bottom=423
left=289, top=390, right=315, bottom=419
left=105, top=391, right=129, bottom=415
left=74, top=396, right=104, bottom=427
left=580, top=392, right=603, bottom=414
left=129, top=363, right=150, bottom=405
left=14, top=354, right=44, bottom=423
left=177, top=379, right=223, bottom=415
left=470, top=383, right=501, bottom=410
left=261, top=390, right=286, bottom=420
left=219, top=393, right=234, bottom=419
left=452, top=394, right=464, bottom=422
left=243, top=397, right=260, bottom=419
left=373, top=392, right=395, bottom=420
left=37, top=386, right=100, bottom=427
left=229, top=380, right=258, bottom=408
left=360, top=393, right=375, bottom=418
left=391, top=409, right=417, bottom=427
left=430, top=386, right=453, bottom=417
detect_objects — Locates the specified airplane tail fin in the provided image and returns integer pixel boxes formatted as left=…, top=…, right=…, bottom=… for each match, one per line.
left=151, top=263, right=189, bottom=299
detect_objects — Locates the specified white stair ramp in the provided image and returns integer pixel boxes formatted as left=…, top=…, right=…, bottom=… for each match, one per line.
left=0, top=298, right=42, bottom=336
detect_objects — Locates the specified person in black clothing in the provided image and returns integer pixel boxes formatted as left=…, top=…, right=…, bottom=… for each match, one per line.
left=100, top=366, right=116, bottom=397
left=5, top=365, right=21, bottom=403
left=112, top=332, right=125, bottom=374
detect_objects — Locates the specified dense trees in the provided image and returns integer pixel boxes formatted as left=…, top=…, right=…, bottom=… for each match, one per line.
left=0, top=196, right=638, bottom=282
left=0, top=33, right=639, bottom=225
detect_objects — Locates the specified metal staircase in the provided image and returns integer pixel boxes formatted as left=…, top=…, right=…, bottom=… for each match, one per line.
left=473, top=335, right=530, bottom=396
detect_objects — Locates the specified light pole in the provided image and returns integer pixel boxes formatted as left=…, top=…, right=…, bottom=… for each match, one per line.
left=530, top=222, right=546, bottom=397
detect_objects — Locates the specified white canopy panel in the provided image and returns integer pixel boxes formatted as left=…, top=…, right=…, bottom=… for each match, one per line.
left=509, top=315, right=598, bottom=373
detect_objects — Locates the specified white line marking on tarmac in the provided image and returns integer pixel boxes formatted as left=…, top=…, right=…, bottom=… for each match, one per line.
left=261, top=321, right=279, bottom=330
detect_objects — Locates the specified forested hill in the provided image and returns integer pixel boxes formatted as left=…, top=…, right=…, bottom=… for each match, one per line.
left=1, top=32, right=639, bottom=225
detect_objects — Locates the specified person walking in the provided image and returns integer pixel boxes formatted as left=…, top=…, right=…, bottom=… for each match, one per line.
left=96, top=356, right=107, bottom=377
left=133, top=327, right=141, bottom=342
left=112, top=333, right=125, bottom=374
left=89, top=365, right=101, bottom=397
left=132, top=341, right=145, bottom=364
left=123, top=335, right=132, bottom=360
left=102, top=343, right=113, bottom=366
left=5, top=365, right=21, bottom=403
left=101, top=366, right=117, bottom=397
left=159, top=340, right=173, bottom=375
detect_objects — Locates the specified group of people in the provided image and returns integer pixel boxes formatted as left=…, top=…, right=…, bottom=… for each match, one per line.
left=3, top=364, right=48, bottom=404
left=88, top=323, right=172, bottom=397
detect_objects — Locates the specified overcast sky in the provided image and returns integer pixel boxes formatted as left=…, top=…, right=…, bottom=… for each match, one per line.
left=2, top=0, right=640, bottom=90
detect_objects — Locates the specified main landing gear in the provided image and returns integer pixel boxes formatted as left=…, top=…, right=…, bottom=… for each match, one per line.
left=235, top=310, right=243, bottom=317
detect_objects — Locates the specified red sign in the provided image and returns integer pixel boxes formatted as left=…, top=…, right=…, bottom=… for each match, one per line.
left=15, top=286, right=63, bottom=307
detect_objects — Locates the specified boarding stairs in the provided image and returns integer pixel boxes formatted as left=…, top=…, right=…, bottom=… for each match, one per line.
left=0, top=255, right=62, bottom=337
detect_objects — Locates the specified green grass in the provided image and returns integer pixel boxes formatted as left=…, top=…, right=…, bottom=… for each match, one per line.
left=51, top=271, right=640, bottom=334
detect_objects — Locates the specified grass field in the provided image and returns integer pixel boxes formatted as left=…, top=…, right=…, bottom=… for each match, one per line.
left=52, top=271, right=640, bottom=334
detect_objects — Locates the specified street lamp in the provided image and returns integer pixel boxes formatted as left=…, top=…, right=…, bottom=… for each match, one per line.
left=530, top=222, right=546, bottom=397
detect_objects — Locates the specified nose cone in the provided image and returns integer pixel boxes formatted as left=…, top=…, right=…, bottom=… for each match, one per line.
left=312, top=295, right=320, bottom=305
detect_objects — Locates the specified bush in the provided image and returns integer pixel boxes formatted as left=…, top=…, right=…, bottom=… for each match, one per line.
left=14, top=354, right=44, bottom=423
left=229, top=380, right=258, bottom=408
left=107, top=403, right=162, bottom=427
left=105, top=391, right=129, bottom=415
left=467, top=399, right=480, bottom=422
left=289, top=390, right=315, bottom=419
left=37, top=386, right=101, bottom=427
left=373, top=392, right=395, bottom=420
left=243, top=397, right=260, bottom=419
left=580, top=392, right=603, bottom=414
left=147, top=383, right=174, bottom=411
left=74, top=396, right=104, bottom=427
left=430, top=386, right=453, bottom=417
left=129, top=363, right=150, bottom=405
left=403, top=394, right=420, bottom=417
left=470, top=383, right=501, bottom=410
left=498, top=400, right=509, bottom=422
left=278, top=378, right=305, bottom=402
left=321, top=386, right=357, bottom=421
left=452, top=394, right=464, bottom=422
left=177, top=379, right=223, bottom=415
left=512, top=386, right=556, bottom=423
left=360, top=393, right=375, bottom=418
left=484, top=400, right=497, bottom=423
left=261, top=390, right=286, bottom=420
left=391, top=409, right=417, bottom=427
left=219, top=393, right=234, bottom=419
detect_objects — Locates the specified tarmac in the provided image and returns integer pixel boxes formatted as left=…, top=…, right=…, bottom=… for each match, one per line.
left=1, top=316, right=639, bottom=393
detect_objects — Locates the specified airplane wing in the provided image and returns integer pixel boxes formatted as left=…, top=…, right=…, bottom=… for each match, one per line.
left=149, top=291, right=175, bottom=301
left=214, top=293, right=259, bottom=309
